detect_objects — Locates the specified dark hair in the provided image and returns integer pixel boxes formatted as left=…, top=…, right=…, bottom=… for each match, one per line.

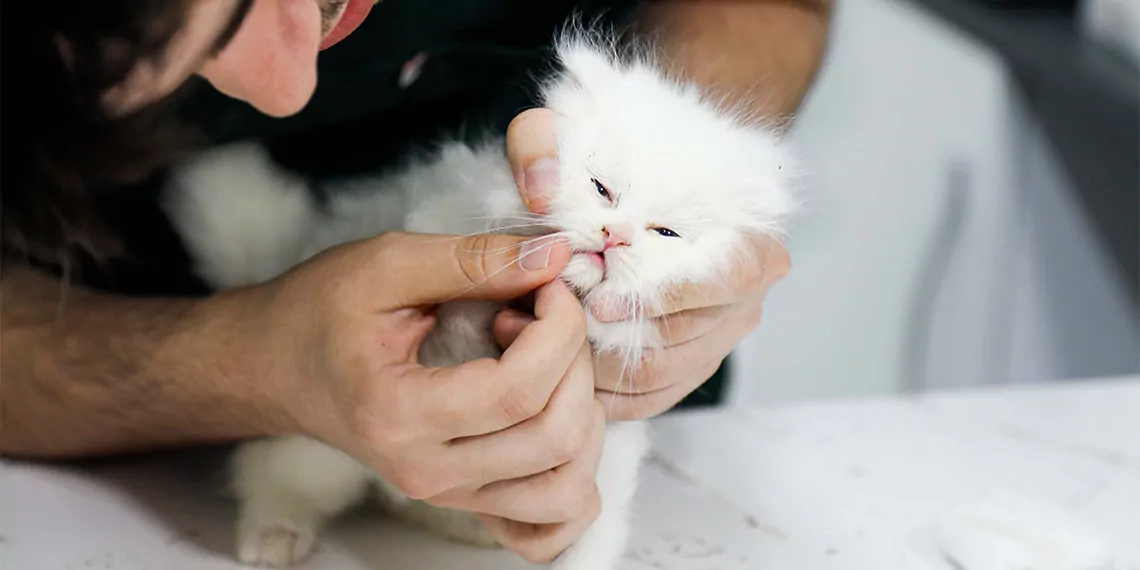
left=2, top=0, right=198, bottom=262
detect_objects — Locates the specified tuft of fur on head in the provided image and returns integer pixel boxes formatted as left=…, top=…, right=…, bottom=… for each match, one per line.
left=534, top=34, right=800, bottom=362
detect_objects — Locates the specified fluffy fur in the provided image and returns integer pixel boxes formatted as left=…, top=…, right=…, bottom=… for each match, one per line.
left=165, top=35, right=797, bottom=570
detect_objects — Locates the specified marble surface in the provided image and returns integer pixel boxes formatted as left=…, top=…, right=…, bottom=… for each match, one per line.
left=3, top=377, right=1138, bottom=570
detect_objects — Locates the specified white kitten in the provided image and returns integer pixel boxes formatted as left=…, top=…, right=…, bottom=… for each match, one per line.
left=166, top=34, right=797, bottom=570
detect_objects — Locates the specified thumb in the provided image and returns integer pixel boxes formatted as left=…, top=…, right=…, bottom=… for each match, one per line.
left=507, top=108, right=559, bottom=215
left=378, top=232, right=571, bottom=306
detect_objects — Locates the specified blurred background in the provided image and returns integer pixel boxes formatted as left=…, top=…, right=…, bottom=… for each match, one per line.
left=727, top=0, right=1140, bottom=406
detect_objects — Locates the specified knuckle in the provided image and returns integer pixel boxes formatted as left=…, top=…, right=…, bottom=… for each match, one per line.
left=548, top=429, right=582, bottom=465
left=517, top=541, right=558, bottom=565
left=497, top=383, right=546, bottom=424
left=391, top=468, right=447, bottom=501
left=565, top=420, right=592, bottom=459
left=735, top=262, right=766, bottom=293
left=543, top=413, right=587, bottom=465
left=544, top=478, right=597, bottom=525
left=545, top=497, right=576, bottom=523
left=458, top=235, right=494, bottom=285
left=574, top=475, right=600, bottom=508
left=548, top=481, right=589, bottom=521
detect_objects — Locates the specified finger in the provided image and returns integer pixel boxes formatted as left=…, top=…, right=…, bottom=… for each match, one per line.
left=476, top=488, right=600, bottom=565
left=598, top=359, right=723, bottom=421
left=492, top=308, right=536, bottom=350
left=639, top=281, right=739, bottom=321
left=652, top=303, right=730, bottom=347
left=506, top=108, right=559, bottom=215
left=592, top=235, right=789, bottom=322
left=597, top=294, right=766, bottom=419
left=434, top=340, right=595, bottom=491
left=496, top=280, right=588, bottom=388
left=417, top=281, right=587, bottom=439
left=371, top=231, right=571, bottom=306
left=461, top=401, right=605, bottom=523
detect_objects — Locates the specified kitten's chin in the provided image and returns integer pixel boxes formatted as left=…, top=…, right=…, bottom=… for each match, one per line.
left=561, top=253, right=605, bottom=294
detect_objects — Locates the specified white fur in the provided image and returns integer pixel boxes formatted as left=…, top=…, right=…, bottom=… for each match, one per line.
left=165, top=35, right=796, bottom=570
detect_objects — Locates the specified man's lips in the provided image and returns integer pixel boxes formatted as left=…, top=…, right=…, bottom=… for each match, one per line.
left=319, top=0, right=375, bottom=51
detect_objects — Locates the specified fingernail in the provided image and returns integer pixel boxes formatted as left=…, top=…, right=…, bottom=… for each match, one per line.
left=520, top=237, right=557, bottom=271
left=523, top=158, right=559, bottom=206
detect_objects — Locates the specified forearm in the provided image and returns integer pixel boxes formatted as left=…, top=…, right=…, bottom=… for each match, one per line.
left=637, top=0, right=835, bottom=118
left=0, top=265, right=271, bottom=458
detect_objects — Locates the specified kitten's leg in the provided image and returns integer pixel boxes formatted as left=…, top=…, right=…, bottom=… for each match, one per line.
left=552, top=420, right=650, bottom=570
left=232, top=436, right=373, bottom=567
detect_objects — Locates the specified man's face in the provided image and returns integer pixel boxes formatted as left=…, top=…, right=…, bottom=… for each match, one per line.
left=103, top=0, right=374, bottom=118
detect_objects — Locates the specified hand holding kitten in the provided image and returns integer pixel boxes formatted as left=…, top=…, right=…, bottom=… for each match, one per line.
left=506, top=108, right=792, bottom=421
left=229, top=230, right=605, bottom=559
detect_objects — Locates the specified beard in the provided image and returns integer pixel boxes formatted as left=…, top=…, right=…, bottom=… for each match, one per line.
left=318, top=0, right=350, bottom=37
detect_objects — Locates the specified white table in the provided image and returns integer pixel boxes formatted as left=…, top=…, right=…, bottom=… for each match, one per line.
left=3, top=378, right=1139, bottom=570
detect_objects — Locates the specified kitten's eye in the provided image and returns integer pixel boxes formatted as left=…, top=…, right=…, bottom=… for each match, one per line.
left=591, top=178, right=611, bottom=201
left=652, top=227, right=681, bottom=238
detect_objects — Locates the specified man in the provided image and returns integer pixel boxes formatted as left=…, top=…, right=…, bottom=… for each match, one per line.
left=1, top=0, right=832, bottom=562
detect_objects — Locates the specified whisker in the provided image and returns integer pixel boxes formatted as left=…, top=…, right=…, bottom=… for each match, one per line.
left=457, top=231, right=569, bottom=255
left=433, top=245, right=558, bottom=304
left=418, top=223, right=556, bottom=245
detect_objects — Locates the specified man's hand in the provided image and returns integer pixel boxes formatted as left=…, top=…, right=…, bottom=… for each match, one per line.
left=477, top=307, right=608, bottom=563
left=592, top=235, right=790, bottom=419
left=505, top=109, right=791, bottom=421
left=247, top=232, right=605, bottom=556
left=1, top=230, right=605, bottom=562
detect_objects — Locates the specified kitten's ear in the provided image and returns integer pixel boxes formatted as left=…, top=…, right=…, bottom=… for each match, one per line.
left=557, top=42, right=620, bottom=94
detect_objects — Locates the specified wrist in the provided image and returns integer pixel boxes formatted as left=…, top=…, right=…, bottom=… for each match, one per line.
left=160, top=284, right=294, bottom=441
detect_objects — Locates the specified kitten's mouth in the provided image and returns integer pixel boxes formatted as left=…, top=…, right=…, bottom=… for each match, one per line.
left=586, top=251, right=606, bottom=271
left=566, top=250, right=608, bottom=288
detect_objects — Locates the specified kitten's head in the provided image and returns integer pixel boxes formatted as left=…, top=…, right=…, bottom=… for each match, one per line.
left=539, top=39, right=798, bottom=319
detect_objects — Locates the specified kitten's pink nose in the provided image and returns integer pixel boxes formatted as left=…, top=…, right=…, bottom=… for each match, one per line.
left=601, top=227, right=630, bottom=251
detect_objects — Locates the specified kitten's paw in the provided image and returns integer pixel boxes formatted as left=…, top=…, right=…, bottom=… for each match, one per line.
left=237, top=521, right=317, bottom=568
